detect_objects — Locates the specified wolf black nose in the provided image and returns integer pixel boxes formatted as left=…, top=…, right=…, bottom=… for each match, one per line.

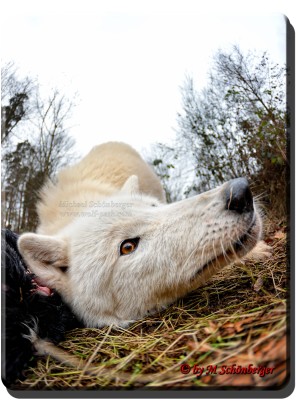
left=225, top=178, right=253, bottom=213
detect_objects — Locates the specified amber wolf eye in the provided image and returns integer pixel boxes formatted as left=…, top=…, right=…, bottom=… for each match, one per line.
left=120, top=238, right=140, bottom=255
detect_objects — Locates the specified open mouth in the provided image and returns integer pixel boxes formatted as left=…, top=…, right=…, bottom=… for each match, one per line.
left=192, top=216, right=257, bottom=280
left=31, top=276, right=53, bottom=297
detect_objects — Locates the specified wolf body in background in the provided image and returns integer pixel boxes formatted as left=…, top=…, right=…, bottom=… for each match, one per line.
left=18, top=142, right=265, bottom=328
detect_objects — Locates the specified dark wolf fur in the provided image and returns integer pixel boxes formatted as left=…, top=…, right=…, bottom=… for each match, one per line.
left=1, top=229, right=82, bottom=387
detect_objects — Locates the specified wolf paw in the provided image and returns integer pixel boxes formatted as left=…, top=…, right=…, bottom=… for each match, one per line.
left=243, top=240, right=272, bottom=262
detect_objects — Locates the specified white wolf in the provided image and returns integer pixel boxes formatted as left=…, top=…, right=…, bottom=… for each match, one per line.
left=18, top=142, right=264, bottom=328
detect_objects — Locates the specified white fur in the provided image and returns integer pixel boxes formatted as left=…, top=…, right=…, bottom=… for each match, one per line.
left=18, top=142, right=263, bottom=328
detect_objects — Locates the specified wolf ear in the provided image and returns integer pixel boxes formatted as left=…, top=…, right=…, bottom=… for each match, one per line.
left=121, top=175, right=140, bottom=195
left=17, top=234, right=70, bottom=293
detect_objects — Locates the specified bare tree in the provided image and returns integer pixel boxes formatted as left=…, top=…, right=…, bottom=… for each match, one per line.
left=2, top=141, right=37, bottom=231
left=32, top=88, right=76, bottom=177
left=1, top=62, right=35, bottom=144
left=151, top=46, right=286, bottom=217
left=2, top=63, right=77, bottom=232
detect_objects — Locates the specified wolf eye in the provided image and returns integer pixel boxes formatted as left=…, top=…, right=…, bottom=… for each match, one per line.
left=120, top=238, right=140, bottom=255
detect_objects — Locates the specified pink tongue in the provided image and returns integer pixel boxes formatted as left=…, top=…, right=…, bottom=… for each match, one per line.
left=36, top=285, right=52, bottom=296
left=31, top=277, right=52, bottom=296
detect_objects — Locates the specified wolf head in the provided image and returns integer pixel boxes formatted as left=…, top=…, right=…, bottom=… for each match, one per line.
left=18, top=175, right=262, bottom=328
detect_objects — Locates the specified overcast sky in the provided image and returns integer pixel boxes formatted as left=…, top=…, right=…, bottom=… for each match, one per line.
left=1, top=3, right=288, bottom=158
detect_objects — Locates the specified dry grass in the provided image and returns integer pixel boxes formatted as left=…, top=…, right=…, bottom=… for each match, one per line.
left=14, top=221, right=288, bottom=390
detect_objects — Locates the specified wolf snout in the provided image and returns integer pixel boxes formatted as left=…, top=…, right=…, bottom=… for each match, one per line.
left=225, top=178, right=253, bottom=214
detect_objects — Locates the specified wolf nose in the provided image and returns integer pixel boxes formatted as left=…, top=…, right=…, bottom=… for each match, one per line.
left=225, top=178, right=253, bottom=213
